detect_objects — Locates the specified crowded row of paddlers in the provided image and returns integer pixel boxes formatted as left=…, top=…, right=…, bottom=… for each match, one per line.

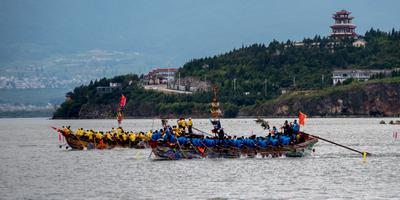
left=59, top=118, right=306, bottom=149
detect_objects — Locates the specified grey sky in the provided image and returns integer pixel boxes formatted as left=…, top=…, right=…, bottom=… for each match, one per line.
left=1, top=0, right=399, bottom=68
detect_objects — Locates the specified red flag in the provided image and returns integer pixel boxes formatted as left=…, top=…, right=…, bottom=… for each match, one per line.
left=120, top=95, right=126, bottom=107
left=299, top=112, right=307, bottom=126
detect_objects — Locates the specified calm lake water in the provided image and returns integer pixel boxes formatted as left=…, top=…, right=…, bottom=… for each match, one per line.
left=0, top=118, right=400, bottom=199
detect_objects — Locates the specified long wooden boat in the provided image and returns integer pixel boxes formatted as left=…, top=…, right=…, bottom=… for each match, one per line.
left=52, top=127, right=147, bottom=150
left=149, top=133, right=318, bottom=160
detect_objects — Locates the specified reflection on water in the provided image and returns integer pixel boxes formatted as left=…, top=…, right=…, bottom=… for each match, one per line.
left=0, top=118, right=400, bottom=199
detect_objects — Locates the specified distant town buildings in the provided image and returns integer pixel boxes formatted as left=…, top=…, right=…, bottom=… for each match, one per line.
left=143, top=68, right=178, bottom=85
left=330, top=9, right=358, bottom=40
left=96, top=82, right=122, bottom=93
left=332, top=69, right=393, bottom=85
left=140, top=67, right=210, bottom=93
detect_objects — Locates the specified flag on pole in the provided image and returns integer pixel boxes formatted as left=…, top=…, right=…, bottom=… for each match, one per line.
left=120, top=95, right=126, bottom=107
left=299, top=111, right=307, bottom=126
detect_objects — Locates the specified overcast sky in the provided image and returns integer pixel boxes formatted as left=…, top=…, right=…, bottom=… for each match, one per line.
left=1, top=0, right=399, bottom=67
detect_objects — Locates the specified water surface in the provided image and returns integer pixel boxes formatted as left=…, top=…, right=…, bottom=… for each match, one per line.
left=0, top=118, right=399, bottom=199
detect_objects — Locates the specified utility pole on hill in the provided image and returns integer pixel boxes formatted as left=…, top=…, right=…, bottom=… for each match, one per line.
left=293, top=76, right=296, bottom=88
left=178, top=72, right=181, bottom=88
left=233, top=78, right=237, bottom=92
left=264, top=78, right=268, bottom=96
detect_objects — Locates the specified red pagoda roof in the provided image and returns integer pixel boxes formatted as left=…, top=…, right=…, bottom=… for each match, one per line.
left=333, top=9, right=351, bottom=15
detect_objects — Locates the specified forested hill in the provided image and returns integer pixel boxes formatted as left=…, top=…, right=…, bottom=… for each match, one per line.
left=179, top=28, right=400, bottom=95
left=53, top=29, right=400, bottom=119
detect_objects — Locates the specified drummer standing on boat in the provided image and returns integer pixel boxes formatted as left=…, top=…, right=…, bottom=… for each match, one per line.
left=187, top=118, right=193, bottom=134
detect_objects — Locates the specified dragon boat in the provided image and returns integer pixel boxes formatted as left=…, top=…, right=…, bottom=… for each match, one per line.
left=51, top=126, right=147, bottom=150
left=148, top=132, right=318, bottom=160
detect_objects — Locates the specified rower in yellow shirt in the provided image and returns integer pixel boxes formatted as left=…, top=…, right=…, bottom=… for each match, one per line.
left=106, top=132, right=113, bottom=143
left=122, top=133, right=127, bottom=142
left=85, top=130, right=94, bottom=141
left=129, top=132, right=137, bottom=142
left=180, top=118, right=187, bottom=133
left=95, top=131, right=103, bottom=141
left=76, top=128, right=84, bottom=137
left=136, top=132, right=145, bottom=140
left=145, top=130, right=153, bottom=140
left=172, top=126, right=182, bottom=137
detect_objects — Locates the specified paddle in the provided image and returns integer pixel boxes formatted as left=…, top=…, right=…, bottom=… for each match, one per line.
left=192, top=127, right=214, bottom=137
left=304, top=132, right=372, bottom=156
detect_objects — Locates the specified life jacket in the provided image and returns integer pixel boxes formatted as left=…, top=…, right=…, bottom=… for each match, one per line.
left=76, top=129, right=83, bottom=137
left=187, top=120, right=193, bottom=126
left=129, top=133, right=136, bottom=142
left=122, top=134, right=127, bottom=141
left=146, top=131, right=153, bottom=139
left=106, top=133, right=113, bottom=141
left=96, top=132, right=103, bottom=140
left=178, top=120, right=186, bottom=127
left=139, top=133, right=146, bottom=140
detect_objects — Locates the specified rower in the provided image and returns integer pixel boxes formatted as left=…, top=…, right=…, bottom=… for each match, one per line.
left=76, top=128, right=84, bottom=138
left=106, top=132, right=113, bottom=143
left=293, top=120, right=299, bottom=134
left=85, top=130, right=94, bottom=142
left=146, top=130, right=153, bottom=140
left=172, top=125, right=181, bottom=137
left=122, top=133, right=128, bottom=143
left=138, top=132, right=147, bottom=141
left=95, top=131, right=103, bottom=141
left=129, top=132, right=136, bottom=142
left=178, top=118, right=186, bottom=134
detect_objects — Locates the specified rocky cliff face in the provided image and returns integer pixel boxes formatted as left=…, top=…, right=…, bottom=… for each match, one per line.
left=78, top=104, right=118, bottom=119
left=241, top=83, right=400, bottom=117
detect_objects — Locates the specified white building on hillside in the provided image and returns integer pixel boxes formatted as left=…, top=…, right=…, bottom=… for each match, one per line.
left=332, top=69, right=392, bottom=85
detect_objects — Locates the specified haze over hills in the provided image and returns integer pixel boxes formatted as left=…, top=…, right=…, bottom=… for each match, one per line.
left=1, top=0, right=399, bottom=67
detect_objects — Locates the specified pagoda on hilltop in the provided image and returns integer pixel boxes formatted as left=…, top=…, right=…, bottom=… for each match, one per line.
left=330, top=9, right=358, bottom=40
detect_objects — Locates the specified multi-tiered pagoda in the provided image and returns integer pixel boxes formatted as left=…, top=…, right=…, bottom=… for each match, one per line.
left=330, top=9, right=358, bottom=40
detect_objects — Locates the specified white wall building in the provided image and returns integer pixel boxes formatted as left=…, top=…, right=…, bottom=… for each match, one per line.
left=332, top=69, right=392, bottom=85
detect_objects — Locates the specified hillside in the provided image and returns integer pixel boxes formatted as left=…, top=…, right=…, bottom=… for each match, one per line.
left=179, top=29, right=400, bottom=96
left=52, top=74, right=213, bottom=119
left=53, top=29, right=400, bottom=119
